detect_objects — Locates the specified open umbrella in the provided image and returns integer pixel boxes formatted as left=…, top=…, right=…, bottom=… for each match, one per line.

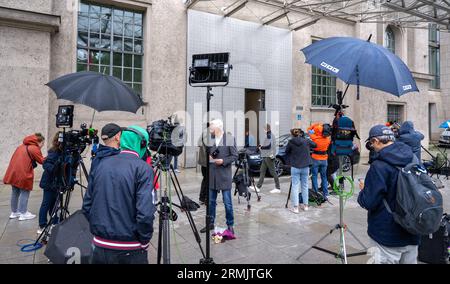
left=44, top=210, right=93, bottom=264
left=46, top=71, right=144, bottom=113
left=439, top=120, right=450, bottom=129
left=301, top=35, right=419, bottom=99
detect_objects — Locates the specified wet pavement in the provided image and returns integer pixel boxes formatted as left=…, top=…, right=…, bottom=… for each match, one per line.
left=0, top=158, right=449, bottom=264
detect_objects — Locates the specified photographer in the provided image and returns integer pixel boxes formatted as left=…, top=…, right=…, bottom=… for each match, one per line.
left=252, top=124, right=280, bottom=194
left=83, top=126, right=156, bottom=264
left=285, top=128, right=317, bottom=213
left=307, top=123, right=332, bottom=200
left=200, top=119, right=238, bottom=234
left=37, top=133, right=62, bottom=234
left=90, top=123, right=122, bottom=173
left=3, top=133, right=45, bottom=221
left=358, top=125, right=419, bottom=264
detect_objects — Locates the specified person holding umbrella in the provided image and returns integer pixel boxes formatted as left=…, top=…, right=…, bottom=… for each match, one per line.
left=82, top=126, right=156, bottom=264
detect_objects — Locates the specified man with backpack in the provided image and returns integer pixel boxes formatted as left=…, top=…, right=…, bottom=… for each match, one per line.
left=358, top=125, right=422, bottom=264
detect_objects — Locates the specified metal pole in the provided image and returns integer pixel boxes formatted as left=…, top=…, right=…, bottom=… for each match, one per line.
left=338, top=155, right=348, bottom=264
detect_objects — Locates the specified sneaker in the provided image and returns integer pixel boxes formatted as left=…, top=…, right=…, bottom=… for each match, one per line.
left=9, top=212, right=20, bottom=219
left=18, top=212, right=36, bottom=221
left=200, top=223, right=214, bottom=233
left=249, top=186, right=261, bottom=193
left=270, top=188, right=281, bottom=194
left=174, top=169, right=181, bottom=173
left=36, top=228, right=44, bottom=235
left=303, top=205, right=309, bottom=211
left=290, top=207, right=299, bottom=214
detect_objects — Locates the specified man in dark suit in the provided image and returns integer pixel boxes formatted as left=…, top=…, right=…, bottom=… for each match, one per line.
left=200, top=119, right=238, bottom=234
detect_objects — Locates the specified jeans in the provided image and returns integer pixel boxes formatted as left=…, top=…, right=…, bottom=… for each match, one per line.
left=173, top=156, right=178, bottom=170
left=38, top=190, right=59, bottom=228
left=291, top=167, right=309, bottom=207
left=257, top=157, right=280, bottom=189
left=311, top=159, right=328, bottom=197
left=209, top=189, right=234, bottom=226
left=90, top=246, right=148, bottom=264
left=10, top=186, right=30, bottom=214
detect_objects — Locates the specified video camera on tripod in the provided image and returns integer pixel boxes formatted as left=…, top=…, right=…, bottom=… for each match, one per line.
left=147, top=116, right=185, bottom=157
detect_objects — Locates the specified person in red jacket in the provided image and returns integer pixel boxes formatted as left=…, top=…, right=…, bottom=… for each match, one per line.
left=3, top=133, right=45, bottom=221
left=307, top=123, right=331, bottom=200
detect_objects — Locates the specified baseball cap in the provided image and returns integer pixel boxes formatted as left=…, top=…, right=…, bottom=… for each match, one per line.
left=366, top=125, right=394, bottom=142
left=101, top=123, right=123, bottom=140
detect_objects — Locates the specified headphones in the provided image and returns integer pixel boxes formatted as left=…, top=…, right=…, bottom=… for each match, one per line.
left=123, top=128, right=147, bottom=148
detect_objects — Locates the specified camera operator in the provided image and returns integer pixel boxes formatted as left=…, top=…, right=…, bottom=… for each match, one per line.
left=357, top=125, right=419, bottom=264
left=4, top=133, right=45, bottom=221
left=200, top=119, right=238, bottom=234
left=83, top=125, right=156, bottom=264
left=307, top=123, right=332, bottom=201
left=89, top=123, right=123, bottom=173
left=285, top=128, right=317, bottom=213
left=37, top=133, right=63, bottom=234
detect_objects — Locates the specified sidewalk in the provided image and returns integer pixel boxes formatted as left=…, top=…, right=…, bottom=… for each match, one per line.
left=0, top=162, right=448, bottom=264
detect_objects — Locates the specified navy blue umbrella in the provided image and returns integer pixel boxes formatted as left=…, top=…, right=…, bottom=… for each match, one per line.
left=301, top=36, right=419, bottom=98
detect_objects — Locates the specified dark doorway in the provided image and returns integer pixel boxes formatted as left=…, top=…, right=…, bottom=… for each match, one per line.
left=245, top=89, right=265, bottom=146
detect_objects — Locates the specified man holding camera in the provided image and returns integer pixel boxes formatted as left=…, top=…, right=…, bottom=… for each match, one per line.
left=83, top=125, right=156, bottom=264
left=200, top=119, right=238, bottom=234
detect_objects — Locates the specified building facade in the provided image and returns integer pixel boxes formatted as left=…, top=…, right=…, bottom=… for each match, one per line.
left=0, top=0, right=448, bottom=176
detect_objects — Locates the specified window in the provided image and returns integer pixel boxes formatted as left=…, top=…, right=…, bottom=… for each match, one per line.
left=77, top=1, right=143, bottom=96
left=311, top=40, right=336, bottom=107
left=429, top=24, right=440, bottom=89
left=384, top=26, right=395, bottom=54
left=387, top=104, right=404, bottom=124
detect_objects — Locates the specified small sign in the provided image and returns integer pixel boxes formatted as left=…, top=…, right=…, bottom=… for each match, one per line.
left=297, top=114, right=302, bottom=121
left=296, top=106, right=303, bottom=111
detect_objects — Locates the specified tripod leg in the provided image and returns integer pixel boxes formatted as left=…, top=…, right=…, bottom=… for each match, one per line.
left=157, top=207, right=163, bottom=264
left=169, top=167, right=206, bottom=258
left=347, top=227, right=368, bottom=251
left=285, top=181, right=292, bottom=208
left=296, top=226, right=338, bottom=261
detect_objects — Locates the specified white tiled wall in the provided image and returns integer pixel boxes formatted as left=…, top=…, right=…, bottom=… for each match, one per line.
left=185, top=10, right=293, bottom=167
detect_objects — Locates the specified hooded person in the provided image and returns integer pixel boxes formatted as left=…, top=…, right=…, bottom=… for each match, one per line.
left=397, top=121, right=424, bottom=161
left=358, top=125, right=420, bottom=264
left=4, top=133, right=45, bottom=221
left=82, top=125, right=157, bottom=264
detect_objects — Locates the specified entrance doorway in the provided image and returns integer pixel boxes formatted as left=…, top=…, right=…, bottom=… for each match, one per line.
left=245, top=89, right=265, bottom=146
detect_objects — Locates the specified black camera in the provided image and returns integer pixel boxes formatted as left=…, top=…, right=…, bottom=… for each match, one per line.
left=211, top=148, right=220, bottom=158
left=56, top=105, right=74, bottom=128
left=147, top=118, right=184, bottom=157
left=365, top=141, right=374, bottom=151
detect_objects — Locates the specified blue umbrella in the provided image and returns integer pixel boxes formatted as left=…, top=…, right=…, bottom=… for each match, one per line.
left=301, top=36, right=419, bottom=98
left=439, top=120, right=450, bottom=128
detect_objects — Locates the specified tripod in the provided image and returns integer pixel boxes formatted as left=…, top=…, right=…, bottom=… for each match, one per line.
left=34, top=152, right=89, bottom=246
left=296, top=156, right=367, bottom=264
left=153, top=154, right=206, bottom=264
left=232, top=155, right=261, bottom=210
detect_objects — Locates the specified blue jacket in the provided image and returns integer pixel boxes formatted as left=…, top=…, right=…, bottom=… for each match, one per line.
left=397, top=121, right=424, bottom=161
left=357, top=142, right=420, bottom=247
left=82, top=151, right=156, bottom=245
left=90, top=144, right=120, bottom=174
left=39, top=150, right=62, bottom=192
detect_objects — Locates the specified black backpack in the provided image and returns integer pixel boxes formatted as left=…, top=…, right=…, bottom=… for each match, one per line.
left=383, top=157, right=443, bottom=236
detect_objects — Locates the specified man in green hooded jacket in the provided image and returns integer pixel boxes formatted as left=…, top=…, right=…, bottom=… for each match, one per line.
left=83, top=125, right=156, bottom=264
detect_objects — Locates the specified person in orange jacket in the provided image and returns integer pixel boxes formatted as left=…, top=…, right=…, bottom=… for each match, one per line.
left=307, top=123, right=331, bottom=200
left=3, top=133, right=45, bottom=221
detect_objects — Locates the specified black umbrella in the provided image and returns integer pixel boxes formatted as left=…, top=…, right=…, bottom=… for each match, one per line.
left=44, top=210, right=93, bottom=264
left=46, top=71, right=144, bottom=113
